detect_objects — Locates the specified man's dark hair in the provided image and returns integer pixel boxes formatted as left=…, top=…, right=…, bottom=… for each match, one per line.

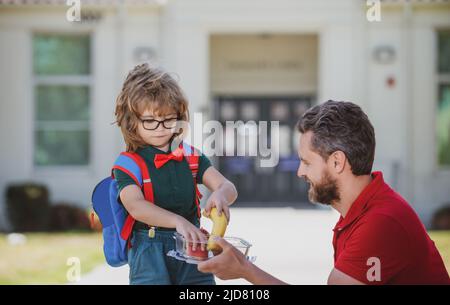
left=297, top=100, right=376, bottom=176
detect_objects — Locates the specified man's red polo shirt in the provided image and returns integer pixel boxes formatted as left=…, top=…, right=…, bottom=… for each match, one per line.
left=333, top=171, right=450, bottom=285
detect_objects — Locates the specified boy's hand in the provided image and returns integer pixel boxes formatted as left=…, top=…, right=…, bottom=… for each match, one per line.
left=174, top=216, right=208, bottom=251
left=204, top=192, right=230, bottom=223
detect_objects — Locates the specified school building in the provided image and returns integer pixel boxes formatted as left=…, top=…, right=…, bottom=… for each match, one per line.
left=0, top=0, right=449, bottom=229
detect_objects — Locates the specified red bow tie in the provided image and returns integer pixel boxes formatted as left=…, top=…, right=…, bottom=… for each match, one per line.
left=154, top=148, right=184, bottom=169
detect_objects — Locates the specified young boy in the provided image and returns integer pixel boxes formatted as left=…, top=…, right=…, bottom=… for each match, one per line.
left=114, top=63, right=237, bottom=285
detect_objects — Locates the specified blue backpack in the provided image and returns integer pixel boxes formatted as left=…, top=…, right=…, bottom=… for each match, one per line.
left=91, top=143, right=202, bottom=267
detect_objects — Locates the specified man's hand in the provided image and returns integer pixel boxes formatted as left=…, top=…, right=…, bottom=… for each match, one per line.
left=197, top=237, right=248, bottom=280
left=198, top=237, right=288, bottom=285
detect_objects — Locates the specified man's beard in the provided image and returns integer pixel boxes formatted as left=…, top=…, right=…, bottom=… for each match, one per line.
left=306, top=171, right=340, bottom=205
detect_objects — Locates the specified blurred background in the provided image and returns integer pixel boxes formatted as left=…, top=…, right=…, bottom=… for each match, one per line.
left=0, top=0, right=449, bottom=284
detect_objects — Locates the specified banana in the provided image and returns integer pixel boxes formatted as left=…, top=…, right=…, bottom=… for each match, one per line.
left=202, top=207, right=228, bottom=252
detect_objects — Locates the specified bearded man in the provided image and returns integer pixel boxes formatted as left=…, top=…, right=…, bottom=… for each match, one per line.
left=198, top=100, right=450, bottom=285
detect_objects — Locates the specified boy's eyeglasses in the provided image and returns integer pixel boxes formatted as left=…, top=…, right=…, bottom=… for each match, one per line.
left=140, top=117, right=179, bottom=130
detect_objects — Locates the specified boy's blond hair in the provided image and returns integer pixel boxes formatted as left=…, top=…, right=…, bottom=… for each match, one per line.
left=115, top=63, right=189, bottom=152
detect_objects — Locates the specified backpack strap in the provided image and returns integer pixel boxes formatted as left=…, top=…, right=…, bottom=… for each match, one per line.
left=182, top=142, right=203, bottom=219
left=120, top=152, right=154, bottom=203
left=111, top=153, right=143, bottom=186
left=111, top=152, right=155, bottom=246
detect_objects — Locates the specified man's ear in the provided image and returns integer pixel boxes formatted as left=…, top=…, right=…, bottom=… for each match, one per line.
left=330, top=151, right=346, bottom=174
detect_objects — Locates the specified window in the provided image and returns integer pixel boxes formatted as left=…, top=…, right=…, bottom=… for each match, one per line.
left=437, top=31, right=450, bottom=167
left=33, top=34, right=91, bottom=166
